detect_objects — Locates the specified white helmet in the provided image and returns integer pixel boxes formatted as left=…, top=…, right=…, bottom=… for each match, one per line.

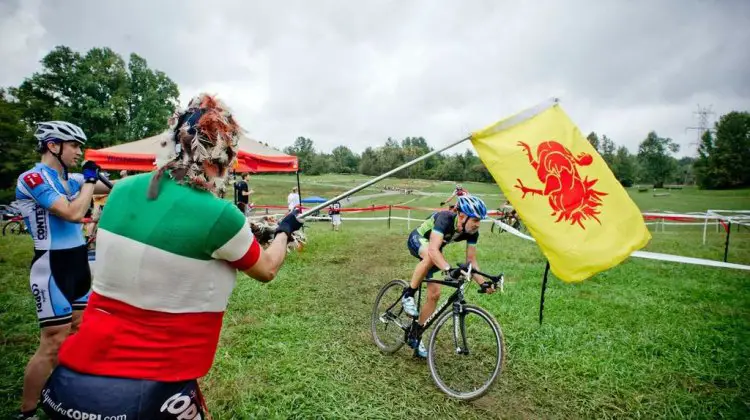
left=34, top=121, right=87, bottom=152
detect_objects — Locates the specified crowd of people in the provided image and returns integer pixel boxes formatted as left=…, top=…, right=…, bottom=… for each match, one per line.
left=11, top=93, right=494, bottom=419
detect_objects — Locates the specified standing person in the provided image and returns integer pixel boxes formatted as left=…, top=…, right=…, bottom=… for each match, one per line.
left=39, top=93, right=304, bottom=419
left=328, top=200, right=342, bottom=231
left=234, top=173, right=253, bottom=215
left=287, top=186, right=300, bottom=212
left=13, top=121, right=113, bottom=420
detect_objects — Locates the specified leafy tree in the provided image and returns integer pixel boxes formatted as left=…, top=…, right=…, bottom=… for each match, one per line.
left=284, top=137, right=316, bottom=172
left=600, top=135, right=616, bottom=168
left=612, top=146, right=637, bottom=187
left=10, top=46, right=179, bottom=149
left=331, top=145, right=359, bottom=173
left=637, top=131, right=680, bottom=188
left=0, top=90, right=35, bottom=202
left=694, top=111, right=750, bottom=189
left=586, top=132, right=600, bottom=152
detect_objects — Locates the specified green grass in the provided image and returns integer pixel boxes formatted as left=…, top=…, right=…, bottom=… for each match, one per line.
left=1, top=175, right=750, bottom=419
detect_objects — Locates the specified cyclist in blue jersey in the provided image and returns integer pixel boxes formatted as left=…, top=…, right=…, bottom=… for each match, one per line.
left=403, top=195, right=496, bottom=357
left=13, top=121, right=113, bottom=420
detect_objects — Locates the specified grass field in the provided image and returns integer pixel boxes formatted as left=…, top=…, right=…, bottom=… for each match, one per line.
left=1, top=174, right=749, bottom=419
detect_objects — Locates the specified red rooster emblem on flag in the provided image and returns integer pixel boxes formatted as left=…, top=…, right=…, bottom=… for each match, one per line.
left=514, top=141, right=607, bottom=229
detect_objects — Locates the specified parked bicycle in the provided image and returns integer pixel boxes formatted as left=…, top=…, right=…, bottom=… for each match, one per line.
left=371, top=263, right=505, bottom=400
left=2, top=214, right=27, bottom=236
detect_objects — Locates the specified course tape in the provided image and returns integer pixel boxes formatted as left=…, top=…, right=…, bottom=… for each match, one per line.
left=491, top=220, right=750, bottom=272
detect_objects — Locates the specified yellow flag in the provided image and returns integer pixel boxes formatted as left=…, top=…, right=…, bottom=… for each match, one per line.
left=471, top=99, right=651, bottom=282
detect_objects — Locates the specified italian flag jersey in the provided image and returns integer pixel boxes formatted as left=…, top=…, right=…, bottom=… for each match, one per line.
left=58, top=172, right=261, bottom=381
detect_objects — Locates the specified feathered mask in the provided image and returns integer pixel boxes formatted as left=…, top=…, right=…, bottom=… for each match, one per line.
left=148, top=94, right=241, bottom=199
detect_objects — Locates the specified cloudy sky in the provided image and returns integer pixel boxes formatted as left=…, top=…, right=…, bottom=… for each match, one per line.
left=2, top=0, right=749, bottom=157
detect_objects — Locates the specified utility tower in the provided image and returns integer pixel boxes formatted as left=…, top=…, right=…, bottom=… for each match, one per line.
left=685, top=104, right=716, bottom=155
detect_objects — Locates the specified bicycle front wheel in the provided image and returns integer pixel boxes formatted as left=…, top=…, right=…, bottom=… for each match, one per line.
left=371, top=279, right=410, bottom=354
left=427, top=304, right=504, bottom=400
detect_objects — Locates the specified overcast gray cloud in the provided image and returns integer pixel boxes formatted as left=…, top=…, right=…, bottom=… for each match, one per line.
left=2, top=0, right=749, bottom=157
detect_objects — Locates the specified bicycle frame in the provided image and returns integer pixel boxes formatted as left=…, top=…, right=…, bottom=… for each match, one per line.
left=409, top=265, right=499, bottom=355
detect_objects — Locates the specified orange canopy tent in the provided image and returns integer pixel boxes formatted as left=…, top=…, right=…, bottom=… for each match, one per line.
left=84, top=131, right=298, bottom=173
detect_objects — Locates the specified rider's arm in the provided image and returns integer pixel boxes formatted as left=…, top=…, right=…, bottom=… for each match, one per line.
left=49, top=185, right=95, bottom=222
left=427, top=232, right=451, bottom=272
left=69, top=173, right=115, bottom=195
left=19, top=172, right=96, bottom=222
left=466, top=243, right=484, bottom=286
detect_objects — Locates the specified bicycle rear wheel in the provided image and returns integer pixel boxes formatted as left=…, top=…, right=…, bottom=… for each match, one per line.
left=371, top=279, right=410, bottom=354
left=3, top=221, right=23, bottom=236
left=427, top=304, right=504, bottom=400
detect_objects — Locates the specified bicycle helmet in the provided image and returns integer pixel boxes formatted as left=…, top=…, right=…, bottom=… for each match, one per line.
left=456, top=195, right=487, bottom=219
left=34, top=121, right=88, bottom=180
left=34, top=121, right=87, bottom=152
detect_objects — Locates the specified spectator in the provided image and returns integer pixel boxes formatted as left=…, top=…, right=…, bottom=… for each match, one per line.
left=287, top=187, right=300, bottom=212
left=234, top=173, right=254, bottom=215
left=328, top=201, right=342, bottom=231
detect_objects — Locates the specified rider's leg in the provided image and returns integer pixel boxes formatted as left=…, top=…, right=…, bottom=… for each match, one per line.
left=409, top=255, right=434, bottom=290
left=418, top=281, right=441, bottom=326
left=21, top=323, right=71, bottom=412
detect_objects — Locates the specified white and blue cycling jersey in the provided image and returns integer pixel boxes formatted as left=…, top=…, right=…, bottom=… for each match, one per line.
left=15, top=162, right=92, bottom=327
left=14, top=163, right=86, bottom=251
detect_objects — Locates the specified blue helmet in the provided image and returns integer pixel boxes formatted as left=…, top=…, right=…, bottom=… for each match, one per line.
left=456, top=195, right=487, bottom=219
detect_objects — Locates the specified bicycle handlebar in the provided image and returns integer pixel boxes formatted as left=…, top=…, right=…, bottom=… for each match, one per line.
left=447, top=263, right=504, bottom=294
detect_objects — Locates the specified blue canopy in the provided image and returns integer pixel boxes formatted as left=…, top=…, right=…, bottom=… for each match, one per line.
left=301, top=196, right=328, bottom=204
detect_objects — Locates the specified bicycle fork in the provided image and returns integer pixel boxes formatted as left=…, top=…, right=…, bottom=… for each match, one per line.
left=452, top=301, right=470, bottom=355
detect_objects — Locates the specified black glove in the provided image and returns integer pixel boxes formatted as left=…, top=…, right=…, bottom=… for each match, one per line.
left=275, top=210, right=304, bottom=241
left=82, top=161, right=101, bottom=184
left=439, top=201, right=445, bottom=206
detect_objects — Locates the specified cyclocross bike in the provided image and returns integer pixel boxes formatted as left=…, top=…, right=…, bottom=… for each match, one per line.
left=371, top=263, right=505, bottom=400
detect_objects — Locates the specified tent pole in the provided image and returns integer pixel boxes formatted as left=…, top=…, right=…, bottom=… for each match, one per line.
left=295, top=170, right=302, bottom=212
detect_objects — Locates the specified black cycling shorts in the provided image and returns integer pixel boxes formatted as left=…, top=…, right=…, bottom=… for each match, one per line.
left=42, top=365, right=207, bottom=420
left=30, top=245, right=92, bottom=328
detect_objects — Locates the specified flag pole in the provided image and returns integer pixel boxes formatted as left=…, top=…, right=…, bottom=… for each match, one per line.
left=298, top=96, right=559, bottom=219
left=298, top=135, right=471, bottom=219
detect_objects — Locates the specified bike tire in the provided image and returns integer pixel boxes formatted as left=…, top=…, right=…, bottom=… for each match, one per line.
left=3, top=221, right=23, bottom=236
left=371, top=279, right=409, bottom=354
left=427, top=304, right=505, bottom=401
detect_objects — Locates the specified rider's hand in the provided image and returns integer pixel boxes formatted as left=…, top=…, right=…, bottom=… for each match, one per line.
left=275, top=209, right=304, bottom=242
left=479, top=281, right=496, bottom=294
left=82, top=161, right=101, bottom=184
left=439, top=201, right=445, bottom=206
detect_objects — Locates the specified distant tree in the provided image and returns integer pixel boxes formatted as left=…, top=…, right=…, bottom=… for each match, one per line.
left=637, top=131, right=680, bottom=188
left=586, top=132, right=600, bottom=153
left=694, top=111, right=750, bottom=189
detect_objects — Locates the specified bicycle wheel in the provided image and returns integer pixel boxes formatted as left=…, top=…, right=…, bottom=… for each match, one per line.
left=3, top=221, right=23, bottom=236
left=427, top=304, right=504, bottom=400
left=371, top=279, right=410, bottom=354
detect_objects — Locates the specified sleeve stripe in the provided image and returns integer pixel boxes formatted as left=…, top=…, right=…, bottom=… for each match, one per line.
left=211, top=218, right=253, bottom=261
left=229, top=240, right=261, bottom=271
left=433, top=229, right=444, bottom=236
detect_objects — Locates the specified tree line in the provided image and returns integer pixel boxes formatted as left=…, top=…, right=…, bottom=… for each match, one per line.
left=1, top=45, right=748, bottom=203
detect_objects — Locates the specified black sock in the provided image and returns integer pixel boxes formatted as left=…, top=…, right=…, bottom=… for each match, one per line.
left=403, top=286, right=418, bottom=298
